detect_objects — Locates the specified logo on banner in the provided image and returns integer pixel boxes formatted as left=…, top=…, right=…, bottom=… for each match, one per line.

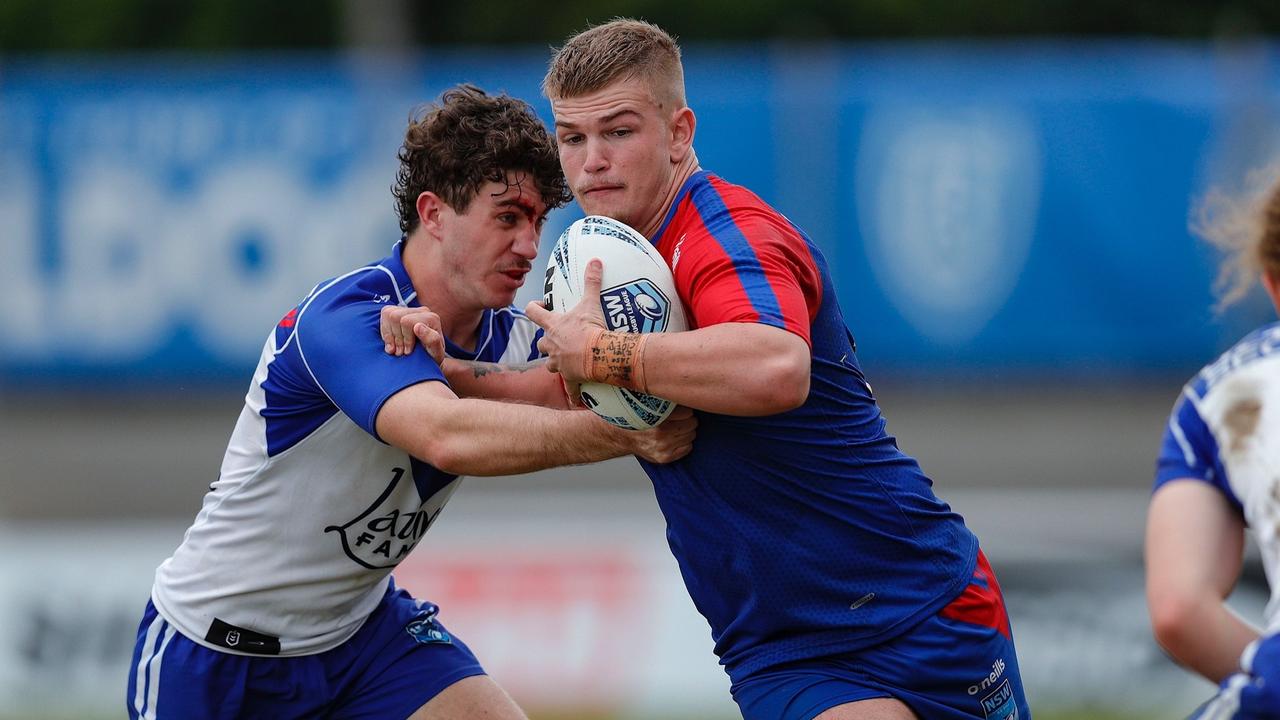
left=857, top=106, right=1041, bottom=345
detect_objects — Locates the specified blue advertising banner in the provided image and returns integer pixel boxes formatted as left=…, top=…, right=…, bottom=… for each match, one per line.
left=1, top=42, right=1276, bottom=386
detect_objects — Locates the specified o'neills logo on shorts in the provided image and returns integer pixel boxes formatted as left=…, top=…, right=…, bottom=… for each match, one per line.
left=325, top=467, right=448, bottom=570
left=968, top=658, right=1006, bottom=696
left=968, top=658, right=1017, bottom=720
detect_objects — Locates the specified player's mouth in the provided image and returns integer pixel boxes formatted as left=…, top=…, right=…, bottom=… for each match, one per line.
left=581, top=183, right=624, bottom=198
left=499, top=267, right=530, bottom=286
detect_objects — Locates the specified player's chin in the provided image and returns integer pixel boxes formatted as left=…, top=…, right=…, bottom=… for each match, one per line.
left=487, top=285, right=520, bottom=309
left=578, top=193, right=628, bottom=222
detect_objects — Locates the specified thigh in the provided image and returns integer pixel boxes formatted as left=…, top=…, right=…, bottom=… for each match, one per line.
left=814, top=698, right=918, bottom=719
left=857, top=553, right=1029, bottom=720
left=734, top=551, right=1029, bottom=720
left=407, top=675, right=526, bottom=720
left=731, top=661, right=890, bottom=720
left=328, top=583, right=497, bottom=720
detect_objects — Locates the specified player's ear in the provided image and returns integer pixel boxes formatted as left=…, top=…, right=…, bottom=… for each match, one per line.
left=416, top=192, right=447, bottom=240
left=669, top=106, right=695, bottom=164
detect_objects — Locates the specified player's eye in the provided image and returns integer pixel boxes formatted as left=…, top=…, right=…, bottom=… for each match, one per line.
left=497, top=213, right=517, bottom=225
left=611, top=128, right=632, bottom=138
left=560, top=134, right=583, bottom=145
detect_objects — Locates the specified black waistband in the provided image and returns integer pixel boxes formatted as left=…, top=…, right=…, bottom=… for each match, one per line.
left=205, top=618, right=281, bottom=656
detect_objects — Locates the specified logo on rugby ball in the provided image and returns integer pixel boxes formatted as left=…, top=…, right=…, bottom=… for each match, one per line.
left=600, top=280, right=670, bottom=334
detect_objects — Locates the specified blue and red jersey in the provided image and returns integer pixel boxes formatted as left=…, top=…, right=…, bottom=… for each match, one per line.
left=642, top=171, right=979, bottom=682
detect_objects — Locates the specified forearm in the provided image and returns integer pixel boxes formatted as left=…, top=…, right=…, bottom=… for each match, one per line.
left=402, top=397, right=628, bottom=476
left=1146, top=480, right=1255, bottom=682
left=443, top=358, right=571, bottom=409
left=633, top=324, right=810, bottom=416
left=1158, top=599, right=1259, bottom=682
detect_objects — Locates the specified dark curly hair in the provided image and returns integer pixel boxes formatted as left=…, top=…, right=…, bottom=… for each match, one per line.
left=393, top=84, right=571, bottom=234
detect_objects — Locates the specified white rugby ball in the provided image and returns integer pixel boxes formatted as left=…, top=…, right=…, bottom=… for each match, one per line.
left=542, top=215, right=688, bottom=430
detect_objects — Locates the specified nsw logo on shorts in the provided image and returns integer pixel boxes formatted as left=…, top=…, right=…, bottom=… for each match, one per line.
left=599, top=280, right=670, bottom=334
left=979, top=679, right=1018, bottom=720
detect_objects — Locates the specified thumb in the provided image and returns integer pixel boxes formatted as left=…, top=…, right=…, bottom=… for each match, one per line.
left=582, top=258, right=604, bottom=303
left=524, top=300, right=552, bottom=328
left=586, top=256, right=604, bottom=315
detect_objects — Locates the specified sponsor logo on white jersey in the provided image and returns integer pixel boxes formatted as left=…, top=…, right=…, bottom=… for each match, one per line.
left=324, top=467, right=445, bottom=569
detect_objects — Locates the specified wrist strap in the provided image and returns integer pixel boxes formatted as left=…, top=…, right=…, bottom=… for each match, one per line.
left=583, top=329, right=649, bottom=393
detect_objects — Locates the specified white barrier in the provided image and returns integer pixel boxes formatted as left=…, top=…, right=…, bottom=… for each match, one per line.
left=0, top=484, right=1250, bottom=718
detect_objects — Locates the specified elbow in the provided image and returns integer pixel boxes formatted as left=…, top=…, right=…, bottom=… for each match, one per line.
left=413, top=432, right=469, bottom=476
left=1148, top=592, right=1205, bottom=658
left=753, top=347, right=810, bottom=414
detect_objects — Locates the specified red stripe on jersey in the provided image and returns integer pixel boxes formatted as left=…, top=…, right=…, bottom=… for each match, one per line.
left=710, top=176, right=823, bottom=333
left=656, top=173, right=823, bottom=346
left=938, top=550, right=1012, bottom=640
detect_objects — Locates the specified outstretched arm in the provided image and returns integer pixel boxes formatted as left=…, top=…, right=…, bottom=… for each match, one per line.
left=380, top=305, right=571, bottom=408
left=377, top=380, right=695, bottom=476
left=1146, top=479, right=1257, bottom=682
left=446, top=359, right=574, bottom=409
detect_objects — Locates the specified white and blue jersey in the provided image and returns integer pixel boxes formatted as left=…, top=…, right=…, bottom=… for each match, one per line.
left=1156, top=321, right=1280, bottom=631
left=150, top=240, right=541, bottom=657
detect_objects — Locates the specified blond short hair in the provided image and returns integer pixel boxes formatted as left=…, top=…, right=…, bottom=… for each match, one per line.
left=1193, top=164, right=1280, bottom=309
left=543, top=18, right=686, bottom=109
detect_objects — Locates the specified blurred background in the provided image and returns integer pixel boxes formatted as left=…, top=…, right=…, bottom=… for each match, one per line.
left=3, top=1, right=1280, bottom=718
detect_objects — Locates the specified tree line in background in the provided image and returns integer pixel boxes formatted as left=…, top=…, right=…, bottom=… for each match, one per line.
left=1, top=0, right=1277, bottom=52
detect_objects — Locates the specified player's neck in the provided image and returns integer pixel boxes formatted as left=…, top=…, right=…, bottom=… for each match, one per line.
left=638, top=153, right=700, bottom=240
left=421, top=289, right=482, bottom=352
left=401, top=239, right=483, bottom=352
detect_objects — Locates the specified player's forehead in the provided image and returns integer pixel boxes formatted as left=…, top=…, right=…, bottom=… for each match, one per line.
left=474, top=172, right=547, bottom=214
left=551, top=76, right=662, bottom=128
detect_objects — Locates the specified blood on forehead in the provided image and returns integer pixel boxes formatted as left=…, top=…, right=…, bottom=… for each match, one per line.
left=488, top=172, right=549, bottom=216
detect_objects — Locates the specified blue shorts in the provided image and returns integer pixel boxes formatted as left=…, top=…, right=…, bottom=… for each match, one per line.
left=126, top=580, right=485, bottom=719
left=1191, top=632, right=1280, bottom=719
left=731, top=552, right=1029, bottom=720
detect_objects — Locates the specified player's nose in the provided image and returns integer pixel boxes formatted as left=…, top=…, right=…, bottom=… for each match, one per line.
left=584, top=136, right=609, bottom=173
left=513, top=224, right=539, bottom=259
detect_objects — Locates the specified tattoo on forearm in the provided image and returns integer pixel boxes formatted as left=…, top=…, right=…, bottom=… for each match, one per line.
left=467, top=359, right=547, bottom=379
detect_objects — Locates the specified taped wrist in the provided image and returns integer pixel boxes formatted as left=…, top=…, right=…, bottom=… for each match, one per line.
left=583, top=329, right=649, bottom=392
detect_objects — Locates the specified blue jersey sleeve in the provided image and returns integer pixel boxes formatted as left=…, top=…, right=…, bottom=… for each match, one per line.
left=1154, top=390, right=1239, bottom=509
left=295, top=291, right=446, bottom=440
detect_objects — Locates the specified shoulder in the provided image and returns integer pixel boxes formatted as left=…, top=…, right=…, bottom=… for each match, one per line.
left=1197, top=323, right=1280, bottom=394
left=1163, top=323, right=1280, bottom=466
left=1189, top=324, right=1280, bottom=448
left=684, top=174, right=778, bottom=222
left=295, top=264, right=406, bottom=329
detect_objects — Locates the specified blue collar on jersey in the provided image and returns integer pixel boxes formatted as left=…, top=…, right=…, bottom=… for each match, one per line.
left=386, top=238, right=418, bottom=305
left=652, top=170, right=711, bottom=245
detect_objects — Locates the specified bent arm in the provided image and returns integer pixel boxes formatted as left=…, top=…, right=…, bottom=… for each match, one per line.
left=376, top=380, right=626, bottom=476
left=640, top=323, right=810, bottom=416
left=1145, top=479, right=1257, bottom=682
left=442, top=358, right=572, bottom=409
